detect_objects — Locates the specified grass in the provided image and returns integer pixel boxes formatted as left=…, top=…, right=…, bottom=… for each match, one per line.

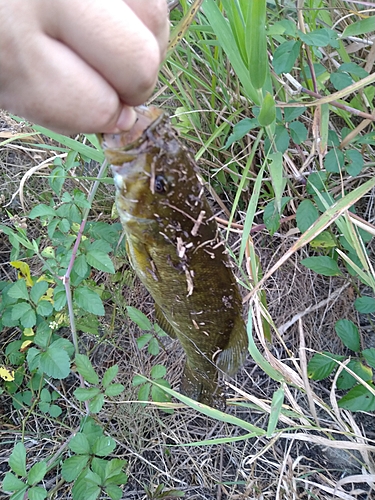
left=1, top=0, right=375, bottom=498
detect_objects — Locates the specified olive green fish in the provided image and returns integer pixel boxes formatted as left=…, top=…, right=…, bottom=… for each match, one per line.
left=99, top=107, right=247, bottom=408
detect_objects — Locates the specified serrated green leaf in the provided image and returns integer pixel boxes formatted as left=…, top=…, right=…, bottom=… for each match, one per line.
left=92, top=435, right=116, bottom=457
left=61, top=455, right=90, bottom=482
left=51, top=337, right=75, bottom=358
left=30, top=281, right=48, bottom=304
left=74, top=387, right=101, bottom=401
left=102, top=365, right=118, bottom=388
left=307, top=352, right=344, bottom=380
left=27, top=461, right=47, bottom=486
left=2, top=472, right=26, bottom=492
left=151, top=364, right=166, bottom=379
left=8, top=280, right=29, bottom=301
left=89, top=393, right=105, bottom=413
left=39, top=347, right=70, bottom=379
left=9, top=442, right=27, bottom=477
left=105, top=383, right=124, bottom=397
left=28, top=486, right=47, bottom=500
left=354, top=296, right=375, bottom=314
left=132, top=375, right=146, bottom=387
left=126, top=306, right=152, bottom=330
left=105, top=484, right=123, bottom=500
left=48, top=404, right=62, bottom=417
left=335, top=319, right=360, bottom=352
left=74, top=254, right=89, bottom=278
left=138, top=383, right=151, bottom=404
left=104, top=458, right=127, bottom=481
left=36, top=300, right=53, bottom=317
left=29, top=204, right=56, bottom=219
left=151, top=379, right=171, bottom=403
left=86, top=251, right=115, bottom=274
left=75, top=354, right=99, bottom=385
left=296, top=200, right=319, bottom=233
left=338, top=383, right=375, bottom=412
left=72, top=469, right=101, bottom=500
left=69, top=432, right=91, bottom=455
left=136, top=334, right=153, bottom=350
left=301, top=256, right=341, bottom=277
left=74, top=286, right=104, bottom=316
left=148, top=337, right=160, bottom=356
left=272, top=40, right=301, bottom=74
left=11, top=301, right=31, bottom=321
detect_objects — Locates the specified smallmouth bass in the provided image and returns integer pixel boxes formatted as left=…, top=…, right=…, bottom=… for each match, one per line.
left=99, top=107, right=248, bottom=408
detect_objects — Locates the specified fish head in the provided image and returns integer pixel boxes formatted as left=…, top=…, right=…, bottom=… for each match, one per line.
left=98, top=107, right=208, bottom=239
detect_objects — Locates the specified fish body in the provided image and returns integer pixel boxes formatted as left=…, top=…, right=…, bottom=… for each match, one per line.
left=99, top=107, right=248, bottom=408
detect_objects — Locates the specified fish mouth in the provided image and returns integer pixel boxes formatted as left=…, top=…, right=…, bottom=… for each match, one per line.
left=98, top=106, right=164, bottom=151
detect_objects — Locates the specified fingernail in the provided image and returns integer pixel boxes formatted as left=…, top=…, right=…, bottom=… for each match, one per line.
left=115, top=106, right=137, bottom=131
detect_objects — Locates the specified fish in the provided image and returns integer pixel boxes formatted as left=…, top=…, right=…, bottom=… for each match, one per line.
left=98, top=106, right=248, bottom=409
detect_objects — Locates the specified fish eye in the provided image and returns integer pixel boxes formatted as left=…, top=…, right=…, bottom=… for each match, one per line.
left=154, top=175, right=167, bottom=194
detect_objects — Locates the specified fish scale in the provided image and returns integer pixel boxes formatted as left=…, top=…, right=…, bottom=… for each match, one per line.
left=99, top=106, right=248, bottom=409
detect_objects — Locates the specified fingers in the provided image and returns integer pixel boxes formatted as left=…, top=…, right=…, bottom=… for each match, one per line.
left=0, top=0, right=169, bottom=134
left=44, top=0, right=169, bottom=106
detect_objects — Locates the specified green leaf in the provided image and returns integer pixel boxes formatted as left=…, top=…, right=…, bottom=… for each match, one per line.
left=136, top=334, right=153, bottom=349
left=126, top=306, right=152, bottom=330
left=72, top=469, right=101, bottom=500
left=69, top=432, right=91, bottom=455
left=74, top=286, right=105, bottom=316
left=28, top=486, right=48, bottom=500
left=8, top=280, right=29, bottom=301
left=105, top=383, right=124, bottom=397
left=345, top=149, right=363, bottom=177
left=89, top=393, right=105, bottom=413
left=284, top=106, right=306, bottom=122
left=132, top=375, right=146, bottom=387
left=272, top=40, right=301, bottom=74
left=27, top=461, right=47, bottom=486
left=36, top=300, right=53, bottom=317
left=151, top=364, right=166, bottom=379
left=263, top=197, right=291, bottom=235
left=307, top=352, right=345, bottom=380
left=299, top=28, right=331, bottom=47
left=301, top=256, right=341, bottom=277
left=52, top=337, right=75, bottom=358
left=92, top=436, right=116, bottom=457
left=223, top=118, right=258, bottom=149
left=258, top=93, right=276, bottom=127
left=342, top=17, right=375, bottom=38
left=74, top=254, right=89, bottom=278
left=338, top=383, right=375, bottom=412
left=2, top=472, right=26, bottom=492
left=9, top=442, right=27, bottom=477
left=335, top=319, right=360, bottom=352
left=324, top=148, right=345, bottom=173
left=288, top=121, right=308, bottom=144
left=53, top=287, right=67, bottom=311
left=363, top=348, right=375, bottom=369
left=74, top=387, right=101, bottom=401
left=296, top=200, right=319, bottom=233
left=102, top=365, right=118, bottom=389
left=354, top=296, right=375, bottom=314
left=49, top=165, right=66, bottom=195
left=30, top=281, right=48, bottom=304
left=105, top=484, right=123, bottom=500
left=104, top=459, right=127, bottom=481
left=330, top=71, right=353, bottom=91
left=148, top=337, right=160, bottom=356
left=86, top=250, right=115, bottom=274
left=246, top=0, right=267, bottom=89
left=48, top=404, right=62, bottom=417
left=75, top=354, right=99, bottom=385
left=137, top=383, right=151, bottom=403
left=29, top=204, right=56, bottom=219
left=266, top=386, right=284, bottom=437
left=39, top=346, right=70, bottom=378
left=337, top=360, right=372, bottom=390
left=151, top=379, right=171, bottom=403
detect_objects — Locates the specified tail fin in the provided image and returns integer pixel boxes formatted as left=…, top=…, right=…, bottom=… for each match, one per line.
left=216, top=318, right=248, bottom=376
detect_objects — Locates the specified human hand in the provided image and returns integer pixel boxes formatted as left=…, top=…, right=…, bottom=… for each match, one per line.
left=0, top=0, right=169, bottom=134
